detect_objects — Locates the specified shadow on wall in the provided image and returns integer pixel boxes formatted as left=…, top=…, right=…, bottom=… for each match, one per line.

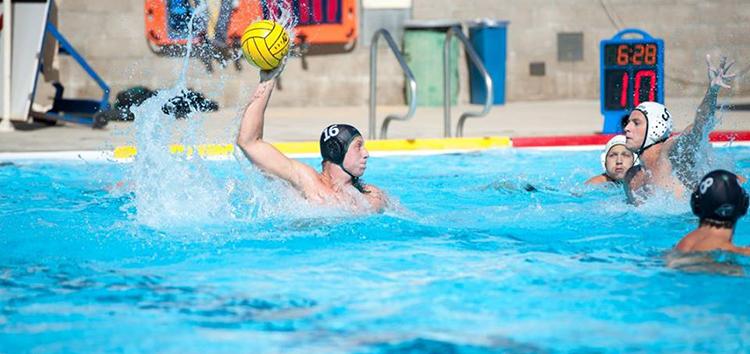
left=143, top=0, right=358, bottom=73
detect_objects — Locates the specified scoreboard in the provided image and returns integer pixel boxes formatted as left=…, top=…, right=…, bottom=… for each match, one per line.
left=600, top=29, right=664, bottom=133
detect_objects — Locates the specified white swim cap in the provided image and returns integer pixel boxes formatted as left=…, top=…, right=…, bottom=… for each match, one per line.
left=600, top=134, right=639, bottom=170
left=633, top=101, right=672, bottom=152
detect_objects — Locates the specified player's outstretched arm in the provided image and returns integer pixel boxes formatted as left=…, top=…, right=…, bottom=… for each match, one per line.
left=236, top=75, right=315, bottom=190
left=682, top=55, right=736, bottom=144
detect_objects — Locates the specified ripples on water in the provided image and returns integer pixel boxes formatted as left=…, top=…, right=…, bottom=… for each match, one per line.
left=2, top=148, right=750, bottom=352
left=3, top=2, right=750, bottom=352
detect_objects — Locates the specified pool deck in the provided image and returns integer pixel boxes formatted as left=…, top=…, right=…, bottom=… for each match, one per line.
left=1, top=97, right=750, bottom=153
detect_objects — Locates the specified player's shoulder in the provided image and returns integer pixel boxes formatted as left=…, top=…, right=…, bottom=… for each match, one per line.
left=291, top=161, right=328, bottom=190
left=585, top=174, right=609, bottom=185
left=363, top=184, right=384, bottom=196
left=362, top=184, right=387, bottom=212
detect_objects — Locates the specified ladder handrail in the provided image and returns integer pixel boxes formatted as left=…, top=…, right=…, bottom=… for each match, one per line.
left=443, top=26, right=493, bottom=137
left=369, top=29, right=417, bottom=140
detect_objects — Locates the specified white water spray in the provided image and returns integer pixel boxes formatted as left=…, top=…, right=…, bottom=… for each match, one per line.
left=127, top=2, right=233, bottom=228
left=124, top=1, right=338, bottom=229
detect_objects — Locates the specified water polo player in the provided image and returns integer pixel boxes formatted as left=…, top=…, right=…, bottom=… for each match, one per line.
left=585, top=135, right=637, bottom=185
left=623, top=55, right=736, bottom=200
left=673, top=169, right=750, bottom=256
left=235, top=68, right=387, bottom=212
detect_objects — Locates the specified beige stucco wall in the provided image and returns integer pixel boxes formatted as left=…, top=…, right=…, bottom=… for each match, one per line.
left=412, top=0, right=750, bottom=101
left=52, top=0, right=750, bottom=109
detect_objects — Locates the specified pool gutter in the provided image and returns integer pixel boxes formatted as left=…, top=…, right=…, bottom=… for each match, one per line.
left=1, top=132, right=750, bottom=161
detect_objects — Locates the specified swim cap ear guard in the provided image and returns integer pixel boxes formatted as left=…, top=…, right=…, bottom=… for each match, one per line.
left=600, top=134, right=639, bottom=170
left=691, top=169, right=749, bottom=222
left=633, top=101, right=672, bottom=153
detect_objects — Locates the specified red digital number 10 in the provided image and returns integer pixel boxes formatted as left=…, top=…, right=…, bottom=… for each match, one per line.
left=619, top=69, right=657, bottom=108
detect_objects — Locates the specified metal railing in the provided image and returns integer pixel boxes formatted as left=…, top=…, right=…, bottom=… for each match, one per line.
left=369, top=29, right=417, bottom=140
left=443, top=26, right=493, bottom=137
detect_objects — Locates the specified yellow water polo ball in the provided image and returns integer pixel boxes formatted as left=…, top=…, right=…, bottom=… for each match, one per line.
left=240, top=20, right=290, bottom=70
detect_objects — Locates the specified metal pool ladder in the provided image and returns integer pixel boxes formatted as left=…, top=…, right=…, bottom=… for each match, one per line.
left=444, top=26, right=493, bottom=137
left=369, top=29, right=418, bottom=140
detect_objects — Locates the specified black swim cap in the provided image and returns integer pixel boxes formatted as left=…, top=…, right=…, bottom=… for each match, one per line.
left=691, top=169, right=749, bottom=221
left=319, top=124, right=361, bottom=165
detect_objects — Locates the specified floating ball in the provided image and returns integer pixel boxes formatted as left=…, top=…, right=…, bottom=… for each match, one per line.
left=240, top=20, right=290, bottom=70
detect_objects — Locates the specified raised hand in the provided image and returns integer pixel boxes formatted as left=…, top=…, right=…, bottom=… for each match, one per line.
left=259, top=56, right=288, bottom=82
left=706, top=54, right=736, bottom=90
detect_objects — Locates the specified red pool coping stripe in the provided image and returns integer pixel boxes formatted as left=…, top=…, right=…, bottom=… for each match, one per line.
left=511, top=131, right=750, bottom=148
left=512, top=134, right=616, bottom=147
left=709, top=131, right=750, bottom=142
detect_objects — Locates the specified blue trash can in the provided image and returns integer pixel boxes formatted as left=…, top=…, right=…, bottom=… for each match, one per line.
left=468, top=19, right=509, bottom=105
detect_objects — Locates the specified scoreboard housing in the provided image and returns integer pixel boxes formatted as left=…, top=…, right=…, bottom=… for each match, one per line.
left=600, top=29, right=664, bottom=133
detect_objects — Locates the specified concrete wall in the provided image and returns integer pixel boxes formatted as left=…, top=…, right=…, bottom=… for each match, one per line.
left=52, top=0, right=750, bottom=110
left=412, top=0, right=750, bottom=101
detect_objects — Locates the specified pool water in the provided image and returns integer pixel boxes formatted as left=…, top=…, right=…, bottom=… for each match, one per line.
left=2, top=147, right=750, bottom=353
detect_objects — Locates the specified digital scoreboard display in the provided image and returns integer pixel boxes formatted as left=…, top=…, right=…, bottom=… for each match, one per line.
left=600, top=29, right=664, bottom=133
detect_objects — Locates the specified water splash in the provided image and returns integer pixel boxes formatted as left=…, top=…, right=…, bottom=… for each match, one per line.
left=129, top=90, right=231, bottom=228
left=262, top=0, right=299, bottom=43
left=125, top=2, right=233, bottom=228
left=177, top=1, right=206, bottom=87
left=634, top=188, right=692, bottom=216
left=121, top=1, right=362, bottom=229
left=670, top=104, right=739, bottom=191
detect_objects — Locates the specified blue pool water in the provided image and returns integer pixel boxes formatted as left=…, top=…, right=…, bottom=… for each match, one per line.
left=2, top=147, right=750, bottom=353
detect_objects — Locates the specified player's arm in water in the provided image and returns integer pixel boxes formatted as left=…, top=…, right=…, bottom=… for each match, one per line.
left=236, top=72, right=319, bottom=192
left=670, top=56, right=736, bottom=161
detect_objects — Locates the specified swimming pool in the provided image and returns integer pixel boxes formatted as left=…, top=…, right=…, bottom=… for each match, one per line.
left=2, top=147, right=750, bottom=352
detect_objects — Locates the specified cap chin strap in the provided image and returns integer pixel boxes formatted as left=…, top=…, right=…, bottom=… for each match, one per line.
left=340, top=164, right=357, bottom=180
left=326, top=159, right=366, bottom=193
left=340, top=164, right=368, bottom=193
left=636, top=108, right=650, bottom=155
left=332, top=135, right=360, bottom=180
left=634, top=107, right=669, bottom=155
